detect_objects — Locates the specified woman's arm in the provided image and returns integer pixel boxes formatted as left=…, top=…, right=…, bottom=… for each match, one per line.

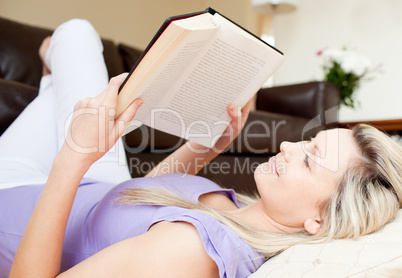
left=57, top=221, right=219, bottom=278
left=145, top=101, right=251, bottom=177
left=9, top=73, right=143, bottom=278
left=9, top=151, right=87, bottom=277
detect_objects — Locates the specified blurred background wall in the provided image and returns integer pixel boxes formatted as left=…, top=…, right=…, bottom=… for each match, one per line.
left=0, top=0, right=258, bottom=50
left=1, top=0, right=401, bottom=122
left=273, top=0, right=402, bottom=122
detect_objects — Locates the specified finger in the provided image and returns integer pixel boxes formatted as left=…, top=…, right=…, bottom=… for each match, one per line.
left=227, top=103, right=240, bottom=120
left=227, top=104, right=242, bottom=132
left=240, top=100, right=252, bottom=122
left=116, top=98, right=143, bottom=136
left=242, top=100, right=252, bottom=113
left=103, top=73, right=130, bottom=104
left=74, top=97, right=92, bottom=110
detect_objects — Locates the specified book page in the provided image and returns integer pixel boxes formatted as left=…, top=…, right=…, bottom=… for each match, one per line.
left=122, top=25, right=218, bottom=135
left=116, top=24, right=188, bottom=117
left=151, top=14, right=284, bottom=147
left=134, top=37, right=212, bottom=123
left=117, top=12, right=220, bottom=118
left=212, top=13, right=285, bottom=106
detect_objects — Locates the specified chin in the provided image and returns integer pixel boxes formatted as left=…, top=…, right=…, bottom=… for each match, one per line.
left=254, top=162, right=274, bottom=185
left=254, top=162, right=268, bottom=176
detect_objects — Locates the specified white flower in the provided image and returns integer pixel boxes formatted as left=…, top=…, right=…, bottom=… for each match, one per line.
left=321, top=48, right=343, bottom=67
left=321, top=48, right=372, bottom=76
left=340, top=51, right=372, bottom=76
left=317, top=46, right=376, bottom=108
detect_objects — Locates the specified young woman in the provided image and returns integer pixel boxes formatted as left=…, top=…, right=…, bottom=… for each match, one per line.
left=1, top=19, right=401, bottom=278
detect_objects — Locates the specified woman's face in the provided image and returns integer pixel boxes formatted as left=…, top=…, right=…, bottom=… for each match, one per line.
left=254, top=128, right=360, bottom=234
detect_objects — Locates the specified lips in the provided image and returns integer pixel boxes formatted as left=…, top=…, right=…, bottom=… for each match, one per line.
left=269, top=156, right=279, bottom=177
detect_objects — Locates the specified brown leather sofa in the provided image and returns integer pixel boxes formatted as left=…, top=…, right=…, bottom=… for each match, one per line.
left=0, top=17, right=340, bottom=193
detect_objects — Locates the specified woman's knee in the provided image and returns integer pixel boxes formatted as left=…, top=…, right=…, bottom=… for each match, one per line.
left=60, top=19, right=96, bottom=35
left=52, top=19, right=101, bottom=45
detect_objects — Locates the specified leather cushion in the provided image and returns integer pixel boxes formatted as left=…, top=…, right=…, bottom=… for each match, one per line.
left=0, top=17, right=52, bottom=87
left=101, top=39, right=125, bottom=79
left=257, top=81, right=339, bottom=122
left=0, top=17, right=125, bottom=86
left=0, top=79, right=38, bottom=135
left=122, top=110, right=321, bottom=155
left=117, top=43, right=144, bottom=72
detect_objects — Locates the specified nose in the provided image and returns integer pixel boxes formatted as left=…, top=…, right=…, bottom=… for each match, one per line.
left=280, top=141, right=291, bottom=162
left=280, top=141, right=302, bottom=162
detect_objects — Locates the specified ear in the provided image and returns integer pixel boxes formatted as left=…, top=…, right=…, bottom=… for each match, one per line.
left=304, top=218, right=321, bottom=235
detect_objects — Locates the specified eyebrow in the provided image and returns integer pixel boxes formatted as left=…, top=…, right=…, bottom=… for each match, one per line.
left=315, top=130, right=324, bottom=138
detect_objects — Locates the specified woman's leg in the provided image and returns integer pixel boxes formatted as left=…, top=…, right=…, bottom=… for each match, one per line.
left=0, top=75, right=58, bottom=189
left=45, top=19, right=131, bottom=184
left=0, top=19, right=131, bottom=189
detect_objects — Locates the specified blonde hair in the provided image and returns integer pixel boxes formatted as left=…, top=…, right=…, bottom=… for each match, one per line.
left=118, top=124, right=402, bottom=259
left=318, top=124, right=402, bottom=239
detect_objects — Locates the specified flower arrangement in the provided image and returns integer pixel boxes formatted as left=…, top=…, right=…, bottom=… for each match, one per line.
left=317, top=47, right=373, bottom=108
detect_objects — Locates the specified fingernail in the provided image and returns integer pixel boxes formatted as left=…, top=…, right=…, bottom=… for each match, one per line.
left=229, top=104, right=235, bottom=112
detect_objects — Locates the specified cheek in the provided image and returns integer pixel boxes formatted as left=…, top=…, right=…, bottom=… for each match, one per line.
left=256, top=170, right=315, bottom=208
left=258, top=183, right=312, bottom=227
left=276, top=160, right=288, bottom=175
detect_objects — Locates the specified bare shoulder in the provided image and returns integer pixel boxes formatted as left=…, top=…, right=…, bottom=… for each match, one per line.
left=149, top=221, right=220, bottom=276
left=199, top=192, right=238, bottom=211
left=58, top=221, right=219, bottom=278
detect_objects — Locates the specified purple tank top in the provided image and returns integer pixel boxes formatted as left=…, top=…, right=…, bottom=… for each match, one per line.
left=0, top=174, right=264, bottom=277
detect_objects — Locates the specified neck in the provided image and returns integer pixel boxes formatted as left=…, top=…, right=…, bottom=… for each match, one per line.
left=226, top=200, right=303, bottom=234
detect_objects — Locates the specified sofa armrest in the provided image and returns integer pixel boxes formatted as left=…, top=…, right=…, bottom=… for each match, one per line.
left=0, top=79, right=38, bottom=135
left=230, top=110, right=319, bottom=154
left=256, top=81, right=340, bottom=125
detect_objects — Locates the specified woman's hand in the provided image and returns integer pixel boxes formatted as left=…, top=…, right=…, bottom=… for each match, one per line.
left=61, top=73, right=143, bottom=168
left=145, top=100, right=251, bottom=177
left=211, top=100, right=252, bottom=153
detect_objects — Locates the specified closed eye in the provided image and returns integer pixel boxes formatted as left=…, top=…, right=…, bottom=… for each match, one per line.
left=304, top=154, right=310, bottom=168
left=303, top=136, right=313, bottom=168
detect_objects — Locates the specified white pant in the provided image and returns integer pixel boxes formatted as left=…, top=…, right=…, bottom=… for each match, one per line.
left=0, top=19, right=131, bottom=189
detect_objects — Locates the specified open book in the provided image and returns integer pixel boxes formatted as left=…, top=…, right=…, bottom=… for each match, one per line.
left=116, top=7, right=285, bottom=148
